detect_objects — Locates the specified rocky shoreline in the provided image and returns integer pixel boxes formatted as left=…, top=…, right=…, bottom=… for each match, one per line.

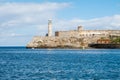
left=26, top=36, right=92, bottom=49
left=89, top=44, right=120, bottom=49
left=27, top=36, right=120, bottom=49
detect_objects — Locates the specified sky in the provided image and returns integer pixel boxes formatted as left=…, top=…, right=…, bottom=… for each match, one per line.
left=0, top=0, right=120, bottom=46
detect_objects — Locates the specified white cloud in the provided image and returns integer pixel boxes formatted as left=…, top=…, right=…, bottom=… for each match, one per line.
left=0, top=2, right=69, bottom=26
left=0, top=2, right=70, bottom=46
left=0, top=33, right=23, bottom=37
left=0, top=2, right=69, bottom=34
left=54, top=15, right=120, bottom=31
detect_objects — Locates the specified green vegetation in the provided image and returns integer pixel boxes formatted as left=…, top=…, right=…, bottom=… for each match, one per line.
left=111, top=37, right=120, bottom=44
left=100, top=37, right=106, bottom=40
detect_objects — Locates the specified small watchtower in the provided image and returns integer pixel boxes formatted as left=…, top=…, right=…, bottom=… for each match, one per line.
left=78, top=26, right=83, bottom=31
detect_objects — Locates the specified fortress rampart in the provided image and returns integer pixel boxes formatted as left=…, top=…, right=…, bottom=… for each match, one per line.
left=55, top=29, right=120, bottom=38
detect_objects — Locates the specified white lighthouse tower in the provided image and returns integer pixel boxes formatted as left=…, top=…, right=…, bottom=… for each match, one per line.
left=48, top=19, right=52, bottom=37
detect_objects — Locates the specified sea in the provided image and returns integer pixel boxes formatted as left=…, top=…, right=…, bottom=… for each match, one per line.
left=0, top=47, right=120, bottom=80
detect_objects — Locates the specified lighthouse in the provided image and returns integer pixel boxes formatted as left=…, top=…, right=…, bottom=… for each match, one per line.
left=48, top=19, right=52, bottom=37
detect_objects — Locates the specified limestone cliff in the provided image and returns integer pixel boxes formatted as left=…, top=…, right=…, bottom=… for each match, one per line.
left=26, top=36, right=89, bottom=48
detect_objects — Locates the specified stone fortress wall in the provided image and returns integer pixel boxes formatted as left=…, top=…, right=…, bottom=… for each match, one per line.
left=55, top=26, right=120, bottom=38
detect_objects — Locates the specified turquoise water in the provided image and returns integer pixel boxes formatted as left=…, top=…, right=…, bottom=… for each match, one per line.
left=0, top=47, right=120, bottom=80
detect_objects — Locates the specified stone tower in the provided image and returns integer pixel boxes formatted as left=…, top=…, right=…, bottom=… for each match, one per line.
left=78, top=26, right=83, bottom=31
left=48, top=19, right=52, bottom=37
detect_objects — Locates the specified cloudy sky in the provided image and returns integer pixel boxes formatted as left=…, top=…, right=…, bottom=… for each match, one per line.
left=0, top=0, right=120, bottom=46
